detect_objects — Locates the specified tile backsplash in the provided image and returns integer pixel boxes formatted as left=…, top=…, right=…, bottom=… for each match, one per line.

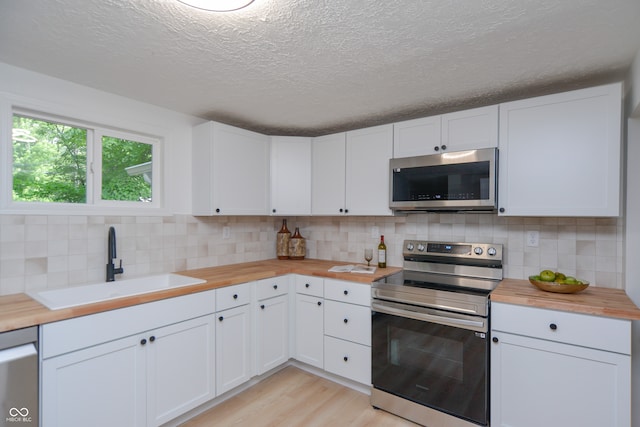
left=0, top=213, right=623, bottom=295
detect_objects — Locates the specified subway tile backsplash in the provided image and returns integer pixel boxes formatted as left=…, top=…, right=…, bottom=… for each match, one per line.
left=0, top=213, right=623, bottom=295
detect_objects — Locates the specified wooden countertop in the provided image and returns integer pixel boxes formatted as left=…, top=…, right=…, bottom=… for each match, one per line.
left=0, top=259, right=401, bottom=333
left=491, top=278, right=640, bottom=320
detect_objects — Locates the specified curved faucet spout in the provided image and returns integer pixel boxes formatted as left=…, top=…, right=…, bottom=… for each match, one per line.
left=106, top=226, right=124, bottom=282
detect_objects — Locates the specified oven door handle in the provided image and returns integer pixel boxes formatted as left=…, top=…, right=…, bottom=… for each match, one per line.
left=371, top=300, right=487, bottom=332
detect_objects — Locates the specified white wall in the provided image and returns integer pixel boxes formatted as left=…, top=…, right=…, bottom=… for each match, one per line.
left=0, top=62, right=199, bottom=214
left=631, top=49, right=640, bottom=118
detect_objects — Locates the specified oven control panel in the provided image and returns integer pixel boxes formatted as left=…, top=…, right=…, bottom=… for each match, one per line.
left=403, top=240, right=502, bottom=262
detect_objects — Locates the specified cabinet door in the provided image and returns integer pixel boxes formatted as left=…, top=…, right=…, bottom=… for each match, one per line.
left=324, top=299, right=371, bottom=346
left=216, top=304, right=252, bottom=395
left=41, top=335, right=146, bottom=427
left=491, top=331, right=630, bottom=427
left=270, top=136, right=312, bottom=215
left=498, top=83, right=622, bottom=216
left=147, top=315, right=216, bottom=427
left=311, top=132, right=346, bottom=215
left=295, top=293, right=324, bottom=369
left=393, top=116, right=441, bottom=158
left=256, top=294, right=289, bottom=375
left=324, top=336, right=371, bottom=385
left=441, top=105, right=498, bottom=151
left=345, top=124, right=393, bottom=215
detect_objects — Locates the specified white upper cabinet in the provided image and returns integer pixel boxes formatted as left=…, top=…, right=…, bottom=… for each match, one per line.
left=393, top=105, right=498, bottom=158
left=498, top=83, right=622, bottom=216
left=192, top=121, right=270, bottom=215
left=345, top=124, right=394, bottom=216
left=270, top=136, right=312, bottom=215
left=311, top=132, right=347, bottom=215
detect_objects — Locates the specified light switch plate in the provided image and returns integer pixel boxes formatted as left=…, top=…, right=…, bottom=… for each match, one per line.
left=223, top=226, right=231, bottom=239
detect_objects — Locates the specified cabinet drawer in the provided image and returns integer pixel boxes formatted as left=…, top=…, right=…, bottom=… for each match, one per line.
left=324, top=279, right=370, bottom=306
left=491, top=302, right=631, bottom=354
left=256, top=276, right=290, bottom=300
left=324, top=300, right=371, bottom=346
left=216, top=282, right=252, bottom=312
left=295, top=275, right=324, bottom=297
left=324, top=336, right=371, bottom=385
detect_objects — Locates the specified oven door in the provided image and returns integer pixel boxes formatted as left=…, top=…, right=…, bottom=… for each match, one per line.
left=371, top=300, right=489, bottom=426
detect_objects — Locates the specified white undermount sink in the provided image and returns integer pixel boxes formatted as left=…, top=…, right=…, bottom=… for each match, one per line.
left=29, top=274, right=206, bottom=310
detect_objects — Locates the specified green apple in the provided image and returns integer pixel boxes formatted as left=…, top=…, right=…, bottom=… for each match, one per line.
left=539, top=270, right=556, bottom=282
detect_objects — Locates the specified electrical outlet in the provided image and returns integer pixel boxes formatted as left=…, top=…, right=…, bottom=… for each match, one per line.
left=222, top=226, right=231, bottom=239
left=526, top=230, right=539, bottom=247
left=371, top=226, right=380, bottom=238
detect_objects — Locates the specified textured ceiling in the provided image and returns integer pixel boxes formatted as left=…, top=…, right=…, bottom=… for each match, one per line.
left=1, top=0, right=639, bottom=136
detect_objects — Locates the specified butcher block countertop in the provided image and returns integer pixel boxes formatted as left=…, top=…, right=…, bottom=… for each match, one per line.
left=492, top=278, right=640, bottom=321
left=0, top=259, right=401, bottom=333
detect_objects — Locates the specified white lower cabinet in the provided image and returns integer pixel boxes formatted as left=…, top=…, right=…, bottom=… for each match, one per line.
left=295, top=290, right=325, bottom=369
left=255, top=276, right=290, bottom=375
left=324, top=336, right=371, bottom=385
left=41, top=290, right=217, bottom=427
left=490, top=302, right=631, bottom=427
left=215, top=303, right=252, bottom=395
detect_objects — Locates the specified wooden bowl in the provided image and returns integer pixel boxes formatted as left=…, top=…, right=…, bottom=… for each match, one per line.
left=528, top=276, right=589, bottom=294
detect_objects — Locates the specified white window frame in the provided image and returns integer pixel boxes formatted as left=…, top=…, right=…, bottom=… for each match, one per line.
left=0, top=97, right=164, bottom=215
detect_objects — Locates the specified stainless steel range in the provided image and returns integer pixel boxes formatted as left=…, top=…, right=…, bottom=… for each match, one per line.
left=371, top=240, right=503, bottom=427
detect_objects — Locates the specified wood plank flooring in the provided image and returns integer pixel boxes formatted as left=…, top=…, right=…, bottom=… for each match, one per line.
left=180, top=366, right=419, bottom=427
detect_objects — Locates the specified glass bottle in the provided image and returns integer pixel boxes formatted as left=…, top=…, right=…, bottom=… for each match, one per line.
left=378, top=235, right=387, bottom=268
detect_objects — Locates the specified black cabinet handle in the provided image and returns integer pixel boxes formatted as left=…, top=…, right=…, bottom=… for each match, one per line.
left=550, top=323, right=558, bottom=331
left=499, top=207, right=505, bottom=213
left=215, top=208, right=220, bottom=213
left=343, top=318, right=348, bottom=324
left=233, top=294, right=238, bottom=299
left=441, top=145, right=447, bottom=150
left=261, top=304, right=265, bottom=310
left=434, top=146, right=440, bottom=151
left=344, top=209, right=349, bottom=213
left=339, top=208, right=343, bottom=213
left=317, top=301, right=322, bottom=306
left=305, top=283, right=310, bottom=288
left=218, top=316, right=224, bottom=322
left=492, top=337, right=499, bottom=343
left=343, top=356, right=348, bottom=362
left=149, top=336, right=155, bottom=342
left=140, top=338, right=147, bottom=345
left=272, top=209, right=276, bottom=213
left=273, top=284, right=278, bottom=289
left=343, top=290, right=348, bottom=295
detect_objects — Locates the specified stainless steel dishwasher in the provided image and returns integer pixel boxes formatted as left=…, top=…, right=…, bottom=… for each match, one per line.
left=0, top=326, right=38, bottom=426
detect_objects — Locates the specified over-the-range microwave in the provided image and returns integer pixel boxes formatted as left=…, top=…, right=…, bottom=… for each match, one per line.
left=389, top=147, right=498, bottom=212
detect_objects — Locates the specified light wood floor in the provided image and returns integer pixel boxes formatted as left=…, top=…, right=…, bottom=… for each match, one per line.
left=180, top=366, right=419, bottom=427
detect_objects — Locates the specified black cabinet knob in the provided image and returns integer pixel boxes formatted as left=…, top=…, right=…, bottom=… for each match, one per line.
left=233, top=294, right=238, bottom=299
left=273, top=284, right=278, bottom=289
left=343, top=290, right=348, bottom=295
left=215, top=208, right=220, bottom=213
left=343, top=356, right=348, bottom=362
left=140, top=338, right=147, bottom=345
left=499, top=207, right=505, bottom=213
left=441, top=145, right=447, bottom=150
left=492, top=337, right=499, bottom=343
left=317, top=301, right=322, bottom=306
left=344, top=209, right=349, bottom=213
left=434, top=146, right=440, bottom=151
left=218, top=316, right=224, bottom=322
left=149, top=336, right=155, bottom=342
left=550, top=323, right=558, bottom=331
left=305, top=283, right=310, bottom=288
left=260, top=304, right=265, bottom=310
left=339, top=208, right=343, bottom=213
left=343, top=318, right=348, bottom=324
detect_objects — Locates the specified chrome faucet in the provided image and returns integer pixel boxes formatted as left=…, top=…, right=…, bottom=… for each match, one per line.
left=106, top=226, right=124, bottom=282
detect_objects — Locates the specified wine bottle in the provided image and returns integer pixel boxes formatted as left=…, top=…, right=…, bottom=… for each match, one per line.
left=377, top=235, right=387, bottom=268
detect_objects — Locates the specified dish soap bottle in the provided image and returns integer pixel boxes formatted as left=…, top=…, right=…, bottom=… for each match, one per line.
left=378, top=235, right=387, bottom=268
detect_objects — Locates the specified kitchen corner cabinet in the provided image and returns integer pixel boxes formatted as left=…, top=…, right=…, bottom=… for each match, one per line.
left=294, top=275, right=325, bottom=368
left=490, top=302, right=631, bottom=427
left=498, top=83, right=622, bottom=216
left=192, top=121, right=270, bottom=215
left=41, top=291, right=216, bottom=427
left=393, top=105, right=498, bottom=158
left=311, top=132, right=346, bottom=215
left=255, top=276, right=290, bottom=374
left=270, top=136, right=312, bottom=215
left=215, top=282, right=253, bottom=395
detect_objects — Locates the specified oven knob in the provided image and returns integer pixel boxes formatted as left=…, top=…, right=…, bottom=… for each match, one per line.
left=487, top=247, right=497, bottom=256
left=474, top=247, right=483, bottom=255
left=406, top=243, right=414, bottom=251
left=417, top=244, right=426, bottom=252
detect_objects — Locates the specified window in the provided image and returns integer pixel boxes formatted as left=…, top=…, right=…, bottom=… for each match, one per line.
left=8, top=110, right=160, bottom=211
